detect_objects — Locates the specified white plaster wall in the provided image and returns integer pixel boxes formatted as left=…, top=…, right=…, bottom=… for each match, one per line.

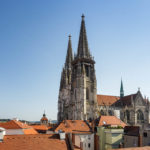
left=6, top=129, right=24, bottom=135
left=80, top=134, right=94, bottom=150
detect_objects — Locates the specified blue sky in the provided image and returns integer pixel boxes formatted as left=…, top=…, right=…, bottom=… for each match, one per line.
left=0, top=0, right=150, bottom=121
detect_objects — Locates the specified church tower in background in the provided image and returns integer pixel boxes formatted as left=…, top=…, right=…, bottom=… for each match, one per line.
left=57, top=15, right=98, bottom=122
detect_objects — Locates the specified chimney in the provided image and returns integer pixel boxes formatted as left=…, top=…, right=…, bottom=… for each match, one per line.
left=58, top=130, right=65, bottom=140
left=0, top=128, right=6, bottom=142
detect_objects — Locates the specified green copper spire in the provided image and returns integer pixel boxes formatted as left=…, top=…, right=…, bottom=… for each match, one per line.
left=120, top=79, right=124, bottom=98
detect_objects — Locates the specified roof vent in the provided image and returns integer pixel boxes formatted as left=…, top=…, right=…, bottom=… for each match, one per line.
left=0, top=127, right=6, bottom=142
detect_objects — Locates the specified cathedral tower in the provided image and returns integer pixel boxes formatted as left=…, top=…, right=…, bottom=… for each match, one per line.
left=71, top=15, right=98, bottom=120
left=57, top=35, right=73, bottom=121
left=58, top=15, right=98, bottom=121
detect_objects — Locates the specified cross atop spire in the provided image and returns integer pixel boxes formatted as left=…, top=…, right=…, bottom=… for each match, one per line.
left=81, top=14, right=85, bottom=19
left=120, top=78, right=124, bottom=98
left=77, top=15, right=91, bottom=59
left=65, top=35, right=73, bottom=69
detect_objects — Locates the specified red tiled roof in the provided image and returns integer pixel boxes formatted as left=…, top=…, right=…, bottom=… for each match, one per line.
left=0, top=120, right=38, bottom=135
left=31, top=125, right=48, bottom=131
left=97, top=95, right=120, bottom=106
left=0, top=120, right=30, bottom=129
left=98, top=116, right=126, bottom=128
left=55, top=120, right=91, bottom=133
left=0, top=134, right=68, bottom=150
left=23, top=128, right=38, bottom=135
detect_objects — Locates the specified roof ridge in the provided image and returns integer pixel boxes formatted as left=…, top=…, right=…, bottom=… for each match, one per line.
left=122, top=93, right=137, bottom=98
left=97, top=94, right=119, bottom=97
left=11, top=120, right=23, bottom=129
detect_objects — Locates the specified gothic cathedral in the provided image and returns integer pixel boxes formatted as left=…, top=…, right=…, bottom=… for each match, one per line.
left=57, top=15, right=98, bottom=121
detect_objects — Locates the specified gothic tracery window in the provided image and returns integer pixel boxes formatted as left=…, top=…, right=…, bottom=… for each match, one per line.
left=126, top=110, right=130, bottom=122
left=109, top=110, right=113, bottom=116
left=100, top=110, right=105, bottom=115
left=85, top=65, right=89, bottom=77
left=86, top=88, right=89, bottom=100
left=137, top=110, right=144, bottom=123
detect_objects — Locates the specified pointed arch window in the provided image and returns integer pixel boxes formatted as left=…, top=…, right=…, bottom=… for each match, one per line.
left=109, top=110, right=113, bottom=116
left=85, top=65, right=89, bottom=77
left=137, top=110, right=144, bottom=123
left=126, top=110, right=130, bottom=123
left=100, top=110, right=105, bottom=115
left=86, top=88, right=89, bottom=100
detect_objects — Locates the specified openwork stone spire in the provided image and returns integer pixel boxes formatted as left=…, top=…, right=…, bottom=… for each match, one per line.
left=77, top=14, right=91, bottom=58
left=65, top=35, right=73, bottom=69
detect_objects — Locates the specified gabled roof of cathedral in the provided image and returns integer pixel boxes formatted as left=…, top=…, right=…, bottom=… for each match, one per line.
left=98, top=116, right=126, bottom=128
left=118, top=93, right=137, bottom=106
left=55, top=120, right=91, bottom=133
left=97, top=95, right=120, bottom=106
left=77, top=15, right=91, bottom=59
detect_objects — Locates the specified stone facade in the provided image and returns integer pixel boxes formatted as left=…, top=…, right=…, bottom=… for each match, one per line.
left=57, top=15, right=98, bottom=122
left=97, top=87, right=150, bottom=128
left=57, top=15, right=150, bottom=128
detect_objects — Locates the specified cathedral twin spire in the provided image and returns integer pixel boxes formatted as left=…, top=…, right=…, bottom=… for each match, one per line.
left=77, top=14, right=91, bottom=59
left=65, top=35, right=73, bottom=70
left=60, top=15, right=92, bottom=89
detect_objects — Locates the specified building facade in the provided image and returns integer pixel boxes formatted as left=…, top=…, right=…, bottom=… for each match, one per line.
left=57, top=15, right=98, bottom=121
left=57, top=15, right=150, bottom=128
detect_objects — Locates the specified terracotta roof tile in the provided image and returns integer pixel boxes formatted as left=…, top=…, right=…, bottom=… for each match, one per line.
left=55, top=120, right=91, bottom=133
left=23, top=128, right=38, bottom=135
left=98, top=116, right=126, bottom=128
left=31, top=125, right=48, bottom=131
left=0, top=120, right=30, bottom=129
left=97, top=95, right=120, bottom=106
left=0, top=134, right=68, bottom=150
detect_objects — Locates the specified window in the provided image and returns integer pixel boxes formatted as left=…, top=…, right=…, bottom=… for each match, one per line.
left=137, top=110, right=144, bottom=123
left=100, top=110, right=105, bottom=115
left=143, top=132, right=147, bottom=137
left=126, top=110, right=130, bottom=122
left=109, top=110, right=113, bottom=116
left=86, top=88, right=89, bottom=100
left=85, top=65, right=89, bottom=77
